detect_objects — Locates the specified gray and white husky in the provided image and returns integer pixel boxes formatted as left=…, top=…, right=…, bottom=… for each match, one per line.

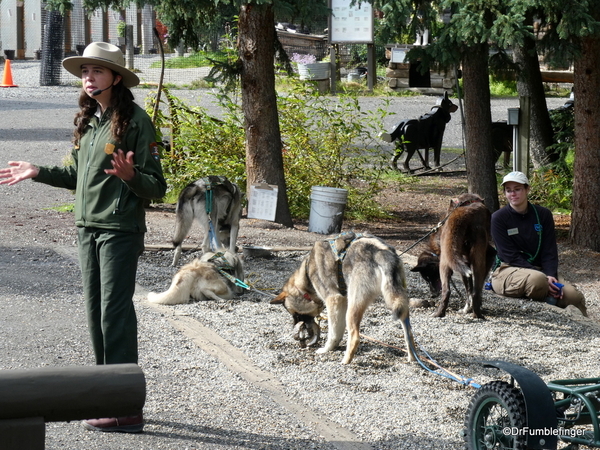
left=148, top=251, right=244, bottom=305
left=171, top=176, right=242, bottom=266
left=271, top=232, right=416, bottom=364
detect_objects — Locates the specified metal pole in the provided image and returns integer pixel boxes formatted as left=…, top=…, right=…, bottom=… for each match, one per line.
left=329, top=45, right=337, bottom=95
left=367, top=43, right=375, bottom=92
left=517, top=96, right=531, bottom=176
left=512, top=125, right=520, bottom=171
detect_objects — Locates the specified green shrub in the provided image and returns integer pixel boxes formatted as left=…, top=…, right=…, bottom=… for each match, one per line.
left=277, top=83, right=393, bottom=219
left=528, top=166, right=573, bottom=214
left=489, top=75, right=518, bottom=97
left=147, top=82, right=395, bottom=219
left=147, top=87, right=246, bottom=203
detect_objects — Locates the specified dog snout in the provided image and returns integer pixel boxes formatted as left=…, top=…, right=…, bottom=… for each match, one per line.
left=430, top=280, right=442, bottom=298
left=292, top=317, right=320, bottom=348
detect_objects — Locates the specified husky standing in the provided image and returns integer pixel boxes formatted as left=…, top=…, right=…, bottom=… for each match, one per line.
left=412, top=193, right=496, bottom=318
left=171, top=176, right=242, bottom=266
left=271, top=232, right=416, bottom=364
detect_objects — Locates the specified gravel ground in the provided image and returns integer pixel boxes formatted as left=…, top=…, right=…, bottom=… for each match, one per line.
left=1, top=62, right=597, bottom=450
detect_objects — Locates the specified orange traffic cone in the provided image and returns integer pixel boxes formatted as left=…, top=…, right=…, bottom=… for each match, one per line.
left=1, top=59, right=18, bottom=88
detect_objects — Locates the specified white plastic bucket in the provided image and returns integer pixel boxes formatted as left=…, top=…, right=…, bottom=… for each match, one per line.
left=347, top=72, right=361, bottom=83
left=308, top=186, right=348, bottom=234
left=298, top=62, right=330, bottom=81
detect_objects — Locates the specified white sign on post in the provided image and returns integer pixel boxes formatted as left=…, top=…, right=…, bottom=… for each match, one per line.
left=391, top=48, right=407, bottom=63
left=329, top=0, right=374, bottom=44
left=247, top=183, right=278, bottom=221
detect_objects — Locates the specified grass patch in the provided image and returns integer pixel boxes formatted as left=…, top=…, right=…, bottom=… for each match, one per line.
left=46, top=203, right=75, bottom=213
left=150, top=51, right=233, bottom=69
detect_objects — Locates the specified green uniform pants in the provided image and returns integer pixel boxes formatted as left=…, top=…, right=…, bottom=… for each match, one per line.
left=77, top=227, right=144, bottom=365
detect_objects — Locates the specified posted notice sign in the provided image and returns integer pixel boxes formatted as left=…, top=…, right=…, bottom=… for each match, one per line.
left=247, top=183, right=278, bottom=221
left=330, top=0, right=374, bottom=44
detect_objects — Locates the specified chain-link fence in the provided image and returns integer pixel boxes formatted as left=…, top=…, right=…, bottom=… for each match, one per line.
left=2, top=1, right=387, bottom=88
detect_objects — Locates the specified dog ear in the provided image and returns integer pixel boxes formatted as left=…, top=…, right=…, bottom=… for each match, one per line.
left=410, top=264, right=425, bottom=273
left=270, top=292, right=287, bottom=305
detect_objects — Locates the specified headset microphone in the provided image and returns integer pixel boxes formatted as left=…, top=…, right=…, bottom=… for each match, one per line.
left=91, top=85, right=112, bottom=96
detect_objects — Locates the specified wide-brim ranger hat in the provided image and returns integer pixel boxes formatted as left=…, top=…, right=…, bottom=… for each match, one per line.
left=62, top=42, right=139, bottom=88
left=501, top=171, right=530, bottom=186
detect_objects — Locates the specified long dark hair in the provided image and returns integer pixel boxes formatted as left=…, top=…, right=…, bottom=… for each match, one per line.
left=73, top=74, right=135, bottom=146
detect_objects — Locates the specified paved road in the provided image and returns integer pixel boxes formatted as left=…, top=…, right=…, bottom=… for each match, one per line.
left=0, top=82, right=570, bottom=449
left=0, top=85, right=372, bottom=450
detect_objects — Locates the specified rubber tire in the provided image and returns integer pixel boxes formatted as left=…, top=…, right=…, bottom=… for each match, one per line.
left=464, top=380, right=527, bottom=450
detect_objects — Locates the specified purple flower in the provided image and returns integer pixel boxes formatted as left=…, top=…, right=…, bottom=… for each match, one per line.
left=290, top=53, right=317, bottom=64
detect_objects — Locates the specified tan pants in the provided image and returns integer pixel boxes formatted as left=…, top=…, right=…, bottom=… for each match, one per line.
left=491, top=263, right=587, bottom=316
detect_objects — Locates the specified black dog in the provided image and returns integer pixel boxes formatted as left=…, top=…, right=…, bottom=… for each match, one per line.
left=382, top=92, right=458, bottom=173
left=491, top=121, right=513, bottom=168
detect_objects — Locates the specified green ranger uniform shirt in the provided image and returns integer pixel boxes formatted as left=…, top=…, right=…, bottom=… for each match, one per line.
left=34, top=103, right=167, bottom=233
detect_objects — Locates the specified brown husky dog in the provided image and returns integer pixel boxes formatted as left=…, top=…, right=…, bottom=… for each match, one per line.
left=271, top=232, right=416, bottom=364
left=411, top=193, right=496, bottom=319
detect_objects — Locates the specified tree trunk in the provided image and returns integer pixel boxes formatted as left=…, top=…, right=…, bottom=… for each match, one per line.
left=570, top=30, right=600, bottom=250
left=238, top=3, right=293, bottom=227
left=513, top=23, right=555, bottom=168
left=462, top=43, right=500, bottom=212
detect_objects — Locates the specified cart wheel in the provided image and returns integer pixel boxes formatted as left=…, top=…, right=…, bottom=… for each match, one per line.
left=464, top=381, right=527, bottom=450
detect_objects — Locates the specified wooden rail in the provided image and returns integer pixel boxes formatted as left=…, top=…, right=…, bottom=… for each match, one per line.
left=0, top=364, right=145, bottom=449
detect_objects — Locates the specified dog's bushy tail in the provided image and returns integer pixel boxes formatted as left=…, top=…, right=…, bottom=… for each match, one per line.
left=452, top=256, right=472, bottom=278
left=387, top=257, right=410, bottom=322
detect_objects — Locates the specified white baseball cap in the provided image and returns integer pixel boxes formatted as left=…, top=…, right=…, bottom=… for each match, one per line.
left=502, top=171, right=529, bottom=186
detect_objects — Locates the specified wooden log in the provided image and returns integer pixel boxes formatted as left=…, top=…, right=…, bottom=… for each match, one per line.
left=145, top=243, right=195, bottom=252
left=0, top=418, right=45, bottom=450
left=541, top=71, right=574, bottom=83
left=430, top=77, right=444, bottom=88
left=386, top=68, right=410, bottom=78
left=0, top=364, right=145, bottom=422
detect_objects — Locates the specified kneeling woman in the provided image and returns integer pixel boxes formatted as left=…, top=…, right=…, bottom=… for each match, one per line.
left=490, top=171, right=586, bottom=316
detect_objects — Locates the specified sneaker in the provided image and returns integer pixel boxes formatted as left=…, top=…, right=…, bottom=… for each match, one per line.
left=82, top=414, right=144, bottom=433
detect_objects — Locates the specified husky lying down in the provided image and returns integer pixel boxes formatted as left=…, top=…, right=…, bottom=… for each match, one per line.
left=271, top=232, right=416, bottom=364
left=148, top=251, right=244, bottom=305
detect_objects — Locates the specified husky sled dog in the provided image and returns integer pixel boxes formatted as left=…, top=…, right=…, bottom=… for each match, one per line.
left=271, top=232, right=416, bottom=364
left=382, top=91, right=458, bottom=173
left=148, top=251, right=244, bottom=305
left=411, top=193, right=496, bottom=319
left=172, top=176, right=243, bottom=266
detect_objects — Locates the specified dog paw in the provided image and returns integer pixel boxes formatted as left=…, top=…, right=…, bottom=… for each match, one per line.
left=409, top=298, right=433, bottom=309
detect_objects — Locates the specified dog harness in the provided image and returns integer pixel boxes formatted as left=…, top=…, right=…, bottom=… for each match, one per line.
left=206, top=252, right=277, bottom=299
left=206, top=252, right=237, bottom=275
left=327, top=232, right=364, bottom=296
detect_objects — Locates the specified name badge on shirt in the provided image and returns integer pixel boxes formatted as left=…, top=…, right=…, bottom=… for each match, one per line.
left=104, top=143, right=115, bottom=155
left=508, top=228, right=519, bottom=236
